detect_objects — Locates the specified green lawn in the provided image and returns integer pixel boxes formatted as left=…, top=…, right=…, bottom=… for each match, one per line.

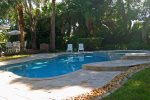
left=103, top=67, right=150, bottom=100
left=0, top=54, right=30, bottom=61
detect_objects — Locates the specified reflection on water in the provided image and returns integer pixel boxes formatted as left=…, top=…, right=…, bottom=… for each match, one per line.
left=1, top=52, right=122, bottom=78
left=67, top=54, right=85, bottom=63
left=78, top=54, right=84, bottom=62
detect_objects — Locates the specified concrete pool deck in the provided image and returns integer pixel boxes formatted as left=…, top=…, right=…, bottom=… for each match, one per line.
left=0, top=52, right=150, bottom=99
left=83, top=60, right=150, bottom=71
left=0, top=69, right=121, bottom=100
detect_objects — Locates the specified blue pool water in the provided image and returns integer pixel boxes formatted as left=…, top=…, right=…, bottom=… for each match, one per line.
left=1, top=52, right=123, bottom=78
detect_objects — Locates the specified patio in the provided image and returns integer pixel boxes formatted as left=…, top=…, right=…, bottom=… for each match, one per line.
left=0, top=69, right=121, bottom=100
left=0, top=53, right=121, bottom=99
left=0, top=52, right=150, bottom=99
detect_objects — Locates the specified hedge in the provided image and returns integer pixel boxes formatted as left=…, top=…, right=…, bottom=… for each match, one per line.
left=78, top=37, right=102, bottom=51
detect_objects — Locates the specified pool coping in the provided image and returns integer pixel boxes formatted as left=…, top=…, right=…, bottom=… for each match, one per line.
left=0, top=50, right=150, bottom=99
left=1, top=50, right=149, bottom=65
left=1, top=50, right=150, bottom=80
left=83, top=59, right=150, bottom=71
left=0, top=51, right=119, bottom=80
left=71, top=64, right=150, bottom=99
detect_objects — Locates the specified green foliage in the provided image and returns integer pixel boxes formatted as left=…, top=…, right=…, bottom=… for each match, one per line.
left=78, top=37, right=102, bottom=51
left=67, top=36, right=102, bottom=51
left=102, top=42, right=150, bottom=50
left=55, top=36, right=66, bottom=50
left=1, top=0, right=150, bottom=51
left=0, top=54, right=30, bottom=61
left=101, top=21, right=150, bottom=50
left=37, top=16, right=50, bottom=44
left=0, top=30, right=9, bottom=42
left=103, top=67, right=150, bottom=100
left=126, top=42, right=150, bottom=50
left=67, top=35, right=79, bottom=50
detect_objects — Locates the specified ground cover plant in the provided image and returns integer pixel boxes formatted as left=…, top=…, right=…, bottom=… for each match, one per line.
left=0, top=54, right=30, bottom=62
left=103, top=67, right=150, bottom=100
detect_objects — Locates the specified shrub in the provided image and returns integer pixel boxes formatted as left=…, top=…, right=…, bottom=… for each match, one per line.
left=67, top=36, right=79, bottom=51
left=126, top=42, right=150, bottom=50
left=103, top=44, right=128, bottom=50
left=56, top=36, right=66, bottom=50
left=78, top=37, right=102, bottom=51
left=0, top=31, right=9, bottom=42
left=39, top=33, right=50, bottom=44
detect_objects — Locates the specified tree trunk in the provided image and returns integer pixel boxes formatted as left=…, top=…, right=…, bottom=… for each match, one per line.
left=28, top=0, right=37, bottom=50
left=17, top=4, right=25, bottom=53
left=142, top=19, right=149, bottom=43
left=31, top=23, right=37, bottom=50
left=66, top=22, right=71, bottom=36
left=86, top=19, right=93, bottom=34
left=50, top=0, right=56, bottom=51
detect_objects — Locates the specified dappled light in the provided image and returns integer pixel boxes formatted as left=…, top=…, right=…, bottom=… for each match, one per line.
left=47, top=86, right=92, bottom=99
left=0, top=68, right=119, bottom=99
left=103, top=67, right=150, bottom=100
left=0, top=61, right=10, bottom=66
left=0, top=52, right=150, bottom=99
left=0, top=0, right=150, bottom=99
left=1, top=0, right=150, bottom=51
left=132, top=80, right=143, bottom=87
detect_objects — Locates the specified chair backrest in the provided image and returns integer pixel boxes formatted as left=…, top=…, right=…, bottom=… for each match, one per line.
left=16, top=42, right=20, bottom=47
left=67, top=44, right=73, bottom=51
left=13, top=42, right=17, bottom=47
left=24, top=41, right=27, bottom=48
left=13, top=41, right=20, bottom=46
left=15, top=41, right=20, bottom=43
left=6, top=42, right=12, bottom=48
left=78, top=43, right=84, bottom=51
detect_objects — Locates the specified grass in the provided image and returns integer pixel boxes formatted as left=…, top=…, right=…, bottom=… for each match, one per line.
left=0, top=54, right=31, bottom=61
left=103, top=67, right=150, bottom=100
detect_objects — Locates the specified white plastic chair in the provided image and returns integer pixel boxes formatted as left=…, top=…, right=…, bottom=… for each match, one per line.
left=16, top=42, right=20, bottom=52
left=78, top=43, right=84, bottom=52
left=13, top=41, right=20, bottom=52
left=6, top=42, right=13, bottom=52
left=66, top=44, right=73, bottom=52
left=24, top=41, right=27, bottom=50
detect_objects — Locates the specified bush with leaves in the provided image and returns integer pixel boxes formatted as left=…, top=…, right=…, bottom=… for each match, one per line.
left=0, top=30, right=8, bottom=42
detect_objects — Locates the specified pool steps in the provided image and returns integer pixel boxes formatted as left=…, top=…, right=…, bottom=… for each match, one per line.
left=83, top=60, right=150, bottom=71
left=121, top=53, right=150, bottom=60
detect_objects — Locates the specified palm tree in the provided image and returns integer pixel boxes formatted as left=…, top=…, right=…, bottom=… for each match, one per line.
left=24, top=0, right=49, bottom=50
left=24, top=0, right=40, bottom=50
left=0, top=0, right=25, bottom=53
left=16, top=4, right=25, bottom=53
left=50, top=0, right=56, bottom=51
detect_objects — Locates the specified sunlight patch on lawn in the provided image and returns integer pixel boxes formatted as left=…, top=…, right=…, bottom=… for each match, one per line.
left=131, top=80, right=143, bottom=87
left=103, top=67, right=150, bottom=100
left=0, top=55, right=31, bottom=62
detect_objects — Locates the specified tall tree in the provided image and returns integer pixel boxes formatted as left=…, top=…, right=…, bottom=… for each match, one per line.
left=50, top=0, right=56, bottom=51
left=0, top=0, right=25, bottom=53
left=141, top=0, right=150, bottom=43
left=17, top=3, right=25, bottom=53
left=24, top=0, right=41, bottom=49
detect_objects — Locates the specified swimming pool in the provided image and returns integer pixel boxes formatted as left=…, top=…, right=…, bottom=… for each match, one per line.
left=1, top=52, right=123, bottom=78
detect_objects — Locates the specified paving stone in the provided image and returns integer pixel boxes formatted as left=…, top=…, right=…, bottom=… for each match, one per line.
left=0, top=52, right=149, bottom=99
left=83, top=60, right=150, bottom=71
